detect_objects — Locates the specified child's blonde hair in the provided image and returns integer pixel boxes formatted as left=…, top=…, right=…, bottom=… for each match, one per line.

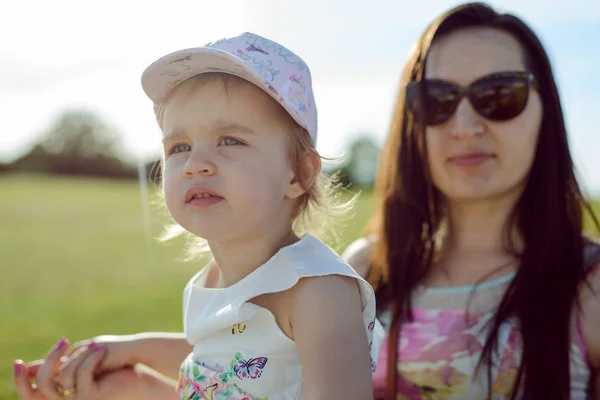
left=153, top=73, right=356, bottom=260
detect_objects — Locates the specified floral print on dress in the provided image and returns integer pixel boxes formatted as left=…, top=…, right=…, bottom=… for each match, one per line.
left=375, top=309, right=520, bottom=400
left=232, top=323, right=246, bottom=335
left=491, top=328, right=522, bottom=397
left=216, top=352, right=268, bottom=382
left=177, top=356, right=269, bottom=400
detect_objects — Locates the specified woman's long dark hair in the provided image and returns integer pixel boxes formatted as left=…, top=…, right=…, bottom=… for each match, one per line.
left=366, top=2, right=600, bottom=399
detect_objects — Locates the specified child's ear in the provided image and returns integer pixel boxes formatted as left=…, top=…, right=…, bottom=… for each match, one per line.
left=285, top=152, right=321, bottom=200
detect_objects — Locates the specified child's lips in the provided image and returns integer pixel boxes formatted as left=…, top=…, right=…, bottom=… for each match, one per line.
left=184, top=186, right=223, bottom=203
left=187, top=195, right=224, bottom=207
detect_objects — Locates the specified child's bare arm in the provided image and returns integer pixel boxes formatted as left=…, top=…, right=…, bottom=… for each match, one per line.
left=290, top=275, right=374, bottom=400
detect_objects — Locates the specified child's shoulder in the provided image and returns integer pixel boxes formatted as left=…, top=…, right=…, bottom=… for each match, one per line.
left=288, top=273, right=364, bottom=318
left=284, top=235, right=377, bottom=313
left=286, top=234, right=365, bottom=281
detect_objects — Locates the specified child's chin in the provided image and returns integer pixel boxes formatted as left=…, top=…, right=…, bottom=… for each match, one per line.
left=185, top=226, right=227, bottom=243
left=180, top=219, right=224, bottom=238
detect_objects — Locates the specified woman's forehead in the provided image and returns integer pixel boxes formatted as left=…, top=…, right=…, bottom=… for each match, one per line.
left=425, top=27, right=527, bottom=84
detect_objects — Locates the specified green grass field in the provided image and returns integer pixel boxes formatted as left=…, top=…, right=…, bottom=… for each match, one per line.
left=1, top=174, right=598, bottom=399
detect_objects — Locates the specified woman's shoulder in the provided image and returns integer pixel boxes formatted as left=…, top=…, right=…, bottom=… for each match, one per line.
left=341, top=235, right=378, bottom=279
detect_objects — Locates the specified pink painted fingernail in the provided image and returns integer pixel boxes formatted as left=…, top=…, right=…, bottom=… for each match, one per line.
left=94, top=344, right=104, bottom=352
left=55, top=337, right=67, bottom=351
left=13, top=361, right=22, bottom=377
left=87, top=341, right=96, bottom=350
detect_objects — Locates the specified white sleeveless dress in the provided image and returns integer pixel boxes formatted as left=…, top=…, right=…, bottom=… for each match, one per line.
left=176, top=234, right=385, bottom=400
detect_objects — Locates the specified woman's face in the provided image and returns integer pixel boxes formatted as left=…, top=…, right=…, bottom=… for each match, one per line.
left=423, top=28, right=543, bottom=204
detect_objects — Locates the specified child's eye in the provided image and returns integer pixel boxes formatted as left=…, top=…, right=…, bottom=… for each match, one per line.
left=218, top=137, right=244, bottom=147
left=169, top=143, right=191, bottom=154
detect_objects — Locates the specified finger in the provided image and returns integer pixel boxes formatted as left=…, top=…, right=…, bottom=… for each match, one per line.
left=25, top=354, right=74, bottom=379
left=58, top=345, right=88, bottom=374
left=35, top=337, right=69, bottom=400
left=63, top=345, right=88, bottom=366
left=76, top=344, right=106, bottom=396
left=64, top=339, right=93, bottom=359
left=13, top=360, right=37, bottom=400
left=23, top=360, right=43, bottom=379
left=23, top=349, right=78, bottom=380
left=57, top=342, right=98, bottom=395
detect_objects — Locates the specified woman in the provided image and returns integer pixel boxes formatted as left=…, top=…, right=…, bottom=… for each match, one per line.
left=344, top=2, right=600, bottom=399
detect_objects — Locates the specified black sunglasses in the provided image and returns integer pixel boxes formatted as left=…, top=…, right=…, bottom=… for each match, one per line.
left=405, top=71, right=538, bottom=126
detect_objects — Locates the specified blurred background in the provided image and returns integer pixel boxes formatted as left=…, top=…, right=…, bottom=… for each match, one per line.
left=1, top=0, right=599, bottom=398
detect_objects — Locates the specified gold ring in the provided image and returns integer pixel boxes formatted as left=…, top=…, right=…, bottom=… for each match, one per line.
left=56, top=383, right=76, bottom=397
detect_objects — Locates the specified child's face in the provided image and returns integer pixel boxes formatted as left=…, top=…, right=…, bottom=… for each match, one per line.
left=160, top=77, right=299, bottom=243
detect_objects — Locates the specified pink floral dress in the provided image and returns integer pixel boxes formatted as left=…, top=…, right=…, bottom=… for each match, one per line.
left=372, top=271, right=592, bottom=399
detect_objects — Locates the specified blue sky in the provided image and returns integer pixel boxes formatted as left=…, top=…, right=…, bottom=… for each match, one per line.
left=1, top=0, right=599, bottom=193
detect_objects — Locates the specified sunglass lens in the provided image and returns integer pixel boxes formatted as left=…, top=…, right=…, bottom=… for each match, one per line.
left=406, top=81, right=460, bottom=126
left=426, top=81, right=461, bottom=125
left=470, top=76, right=529, bottom=121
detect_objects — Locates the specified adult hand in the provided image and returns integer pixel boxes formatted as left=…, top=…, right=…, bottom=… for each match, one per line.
left=13, top=337, right=175, bottom=400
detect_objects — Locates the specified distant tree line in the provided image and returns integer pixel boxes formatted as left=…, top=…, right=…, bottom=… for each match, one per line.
left=0, top=109, right=157, bottom=181
left=1, top=109, right=380, bottom=188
